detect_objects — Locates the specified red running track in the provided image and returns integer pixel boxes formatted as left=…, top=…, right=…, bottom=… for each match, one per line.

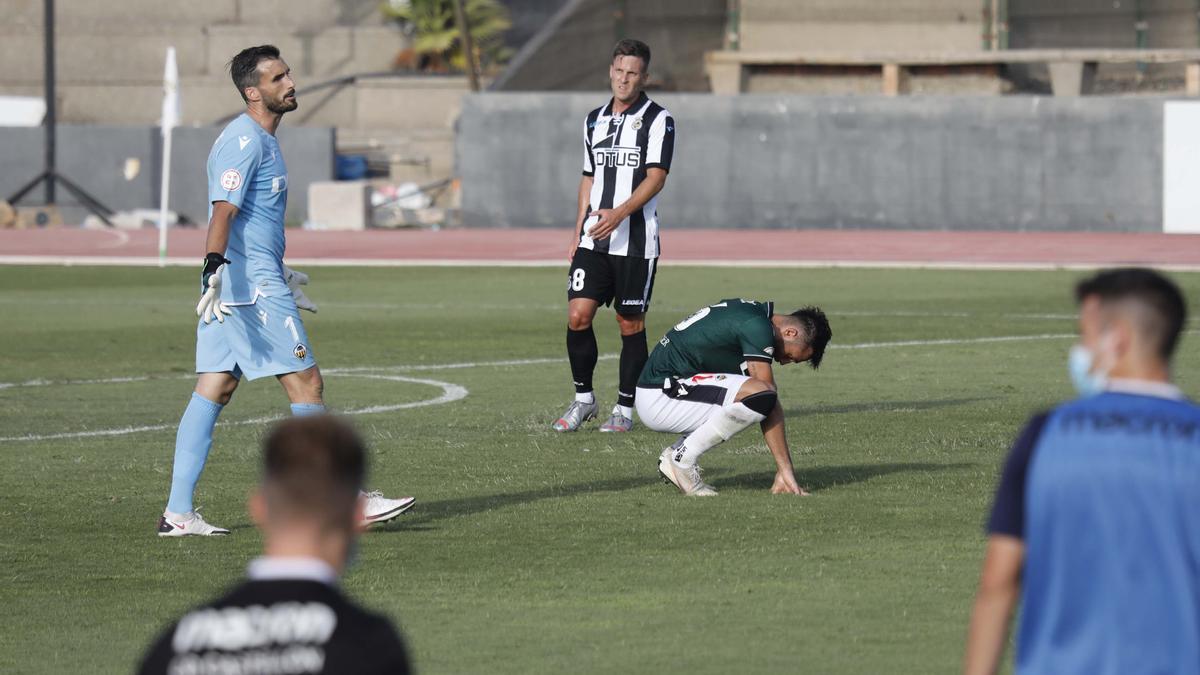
left=2, top=227, right=1200, bottom=269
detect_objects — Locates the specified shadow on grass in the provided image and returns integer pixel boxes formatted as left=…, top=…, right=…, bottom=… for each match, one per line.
left=785, top=396, right=994, bottom=417
left=375, top=470, right=716, bottom=531
left=376, top=461, right=971, bottom=531
left=709, top=462, right=973, bottom=493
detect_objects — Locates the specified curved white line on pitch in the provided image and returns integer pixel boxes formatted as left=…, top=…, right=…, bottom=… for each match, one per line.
left=0, top=373, right=468, bottom=443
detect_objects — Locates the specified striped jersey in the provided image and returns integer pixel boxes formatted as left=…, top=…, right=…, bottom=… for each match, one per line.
left=579, top=91, right=675, bottom=259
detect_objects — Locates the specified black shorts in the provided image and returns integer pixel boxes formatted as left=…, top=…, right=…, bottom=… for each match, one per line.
left=567, top=247, right=658, bottom=316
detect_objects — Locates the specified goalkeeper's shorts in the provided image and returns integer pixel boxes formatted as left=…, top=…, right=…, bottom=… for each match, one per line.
left=194, top=293, right=316, bottom=380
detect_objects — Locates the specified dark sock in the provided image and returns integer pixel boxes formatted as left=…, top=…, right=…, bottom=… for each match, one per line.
left=567, top=326, right=598, bottom=394
left=617, top=329, right=648, bottom=408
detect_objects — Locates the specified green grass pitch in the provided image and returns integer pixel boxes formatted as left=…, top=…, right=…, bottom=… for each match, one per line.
left=2, top=264, right=1197, bottom=674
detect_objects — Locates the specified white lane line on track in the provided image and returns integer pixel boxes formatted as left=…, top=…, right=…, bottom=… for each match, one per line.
left=0, top=373, right=468, bottom=443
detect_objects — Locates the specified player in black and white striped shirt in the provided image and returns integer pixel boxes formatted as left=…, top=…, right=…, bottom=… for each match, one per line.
left=553, top=39, right=676, bottom=434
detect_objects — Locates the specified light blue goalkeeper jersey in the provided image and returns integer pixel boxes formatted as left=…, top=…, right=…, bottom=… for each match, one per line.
left=206, top=113, right=289, bottom=305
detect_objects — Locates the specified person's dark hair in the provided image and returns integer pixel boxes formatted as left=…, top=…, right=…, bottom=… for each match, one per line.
left=1075, top=267, right=1188, bottom=359
left=262, top=415, right=366, bottom=528
left=612, top=39, right=651, bottom=69
left=790, top=306, right=831, bottom=369
left=229, top=45, right=281, bottom=103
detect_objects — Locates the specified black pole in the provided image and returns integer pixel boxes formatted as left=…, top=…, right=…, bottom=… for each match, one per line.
left=43, top=0, right=55, bottom=204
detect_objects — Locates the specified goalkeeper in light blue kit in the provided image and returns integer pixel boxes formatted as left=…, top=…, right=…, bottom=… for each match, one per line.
left=157, top=45, right=414, bottom=537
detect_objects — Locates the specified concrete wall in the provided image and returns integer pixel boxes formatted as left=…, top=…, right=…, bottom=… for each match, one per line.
left=456, top=93, right=1163, bottom=231
left=1, top=125, right=334, bottom=225
left=0, top=0, right=407, bottom=126
left=492, top=0, right=726, bottom=92
left=739, top=0, right=982, bottom=52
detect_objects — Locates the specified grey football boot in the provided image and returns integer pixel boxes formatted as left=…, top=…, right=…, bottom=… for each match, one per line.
left=552, top=399, right=599, bottom=432
left=599, top=407, right=634, bottom=432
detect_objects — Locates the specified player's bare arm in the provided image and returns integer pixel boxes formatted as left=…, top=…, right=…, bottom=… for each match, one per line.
left=963, top=536, right=1024, bottom=675
left=568, top=175, right=594, bottom=260
left=588, top=167, right=667, bottom=241
left=745, top=360, right=806, bottom=495
left=206, top=200, right=238, bottom=255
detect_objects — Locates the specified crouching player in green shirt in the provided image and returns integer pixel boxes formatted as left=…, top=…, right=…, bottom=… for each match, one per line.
left=636, top=299, right=831, bottom=496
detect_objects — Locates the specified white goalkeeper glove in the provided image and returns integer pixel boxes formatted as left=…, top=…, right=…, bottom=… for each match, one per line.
left=284, top=265, right=318, bottom=313
left=196, top=253, right=233, bottom=324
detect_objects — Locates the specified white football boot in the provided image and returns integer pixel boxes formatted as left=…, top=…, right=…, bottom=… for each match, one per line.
left=598, top=406, right=634, bottom=432
left=157, top=509, right=230, bottom=537
left=658, top=442, right=718, bottom=497
left=360, top=491, right=416, bottom=527
left=552, top=399, right=599, bottom=432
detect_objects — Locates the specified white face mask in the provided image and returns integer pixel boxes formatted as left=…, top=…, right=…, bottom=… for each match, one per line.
left=1068, top=343, right=1109, bottom=397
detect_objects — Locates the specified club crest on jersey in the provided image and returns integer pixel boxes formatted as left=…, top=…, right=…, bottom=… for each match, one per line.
left=294, top=343, right=308, bottom=360
left=632, top=117, right=642, bottom=130
left=219, top=169, right=242, bottom=191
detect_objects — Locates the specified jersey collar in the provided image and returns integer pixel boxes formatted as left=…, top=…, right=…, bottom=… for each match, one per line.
left=247, top=556, right=338, bottom=585
left=606, top=91, right=648, bottom=117
left=1106, top=378, right=1185, bottom=400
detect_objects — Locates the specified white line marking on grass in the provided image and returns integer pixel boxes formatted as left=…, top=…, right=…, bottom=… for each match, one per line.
left=334, top=333, right=1080, bottom=373
left=831, top=333, right=1077, bottom=350
left=0, top=373, right=467, bottom=443
left=0, top=332, right=1086, bottom=394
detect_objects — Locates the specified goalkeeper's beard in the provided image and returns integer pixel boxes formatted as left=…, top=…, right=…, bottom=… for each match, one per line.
left=266, top=95, right=298, bottom=115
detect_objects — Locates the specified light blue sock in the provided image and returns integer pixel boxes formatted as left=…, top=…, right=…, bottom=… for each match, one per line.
left=290, top=402, right=326, bottom=417
left=166, top=392, right=224, bottom=515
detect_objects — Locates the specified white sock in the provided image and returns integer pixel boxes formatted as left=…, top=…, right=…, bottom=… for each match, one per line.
left=164, top=509, right=194, bottom=521
left=677, top=402, right=767, bottom=467
left=575, top=391, right=595, bottom=404
left=616, top=404, right=633, bottom=419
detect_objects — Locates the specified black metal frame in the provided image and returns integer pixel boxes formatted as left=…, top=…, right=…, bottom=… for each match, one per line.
left=7, top=0, right=115, bottom=226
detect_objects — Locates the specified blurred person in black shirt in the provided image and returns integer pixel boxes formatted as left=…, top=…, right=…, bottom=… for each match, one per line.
left=139, top=415, right=411, bottom=674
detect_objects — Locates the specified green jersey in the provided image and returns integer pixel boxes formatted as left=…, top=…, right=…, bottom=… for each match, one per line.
left=638, top=299, right=776, bottom=387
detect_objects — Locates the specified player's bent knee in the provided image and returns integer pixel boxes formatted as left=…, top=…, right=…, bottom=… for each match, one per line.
left=567, top=311, right=595, bottom=331
left=739, top=390, right=778, bottom=417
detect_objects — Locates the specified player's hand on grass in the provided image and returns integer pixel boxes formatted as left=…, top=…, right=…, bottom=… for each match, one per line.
left=771, top=470, right=809, bottom=496
left=196, top=253, right=233, bottom=324
left=284, top=265, right=318, bottom=313
left=586, top=208, right=622, bottom=240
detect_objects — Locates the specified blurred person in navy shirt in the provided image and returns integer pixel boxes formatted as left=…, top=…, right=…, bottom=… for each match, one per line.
left=964, top=268, right=1199, bottom=675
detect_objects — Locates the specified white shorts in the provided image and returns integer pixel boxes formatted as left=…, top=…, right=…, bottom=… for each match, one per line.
left=635, top=374, right=751, bottom=434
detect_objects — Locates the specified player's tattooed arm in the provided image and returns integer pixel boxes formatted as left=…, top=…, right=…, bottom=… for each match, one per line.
left=588, top=167, right=667, bottom=241
left=745, top=360, right=808, bottom=496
